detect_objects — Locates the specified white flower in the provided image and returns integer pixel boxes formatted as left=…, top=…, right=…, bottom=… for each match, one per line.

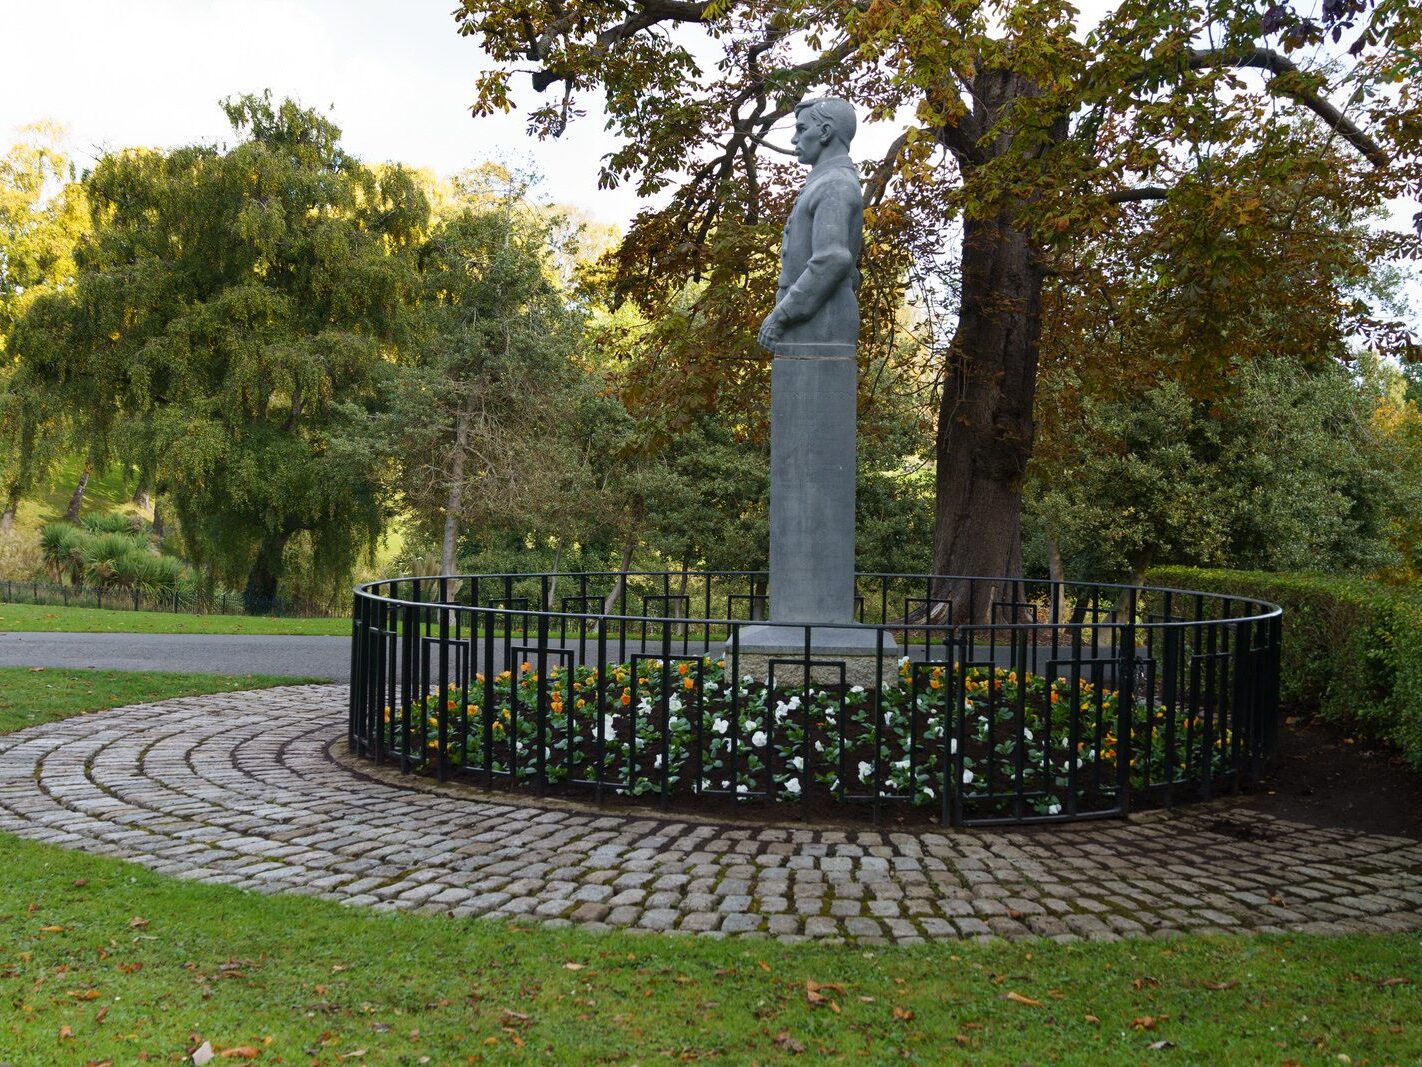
left=736, top=783, right=749, bottom=795
left=744, top=719, right=760, bottom=732
left=668, top=694, right=683, bottom=714
left=711, top=717, right=730, bottom=735
left=790, top=755, right=804, bottom=771
left=949, top=738, right=958, bottom=754
left=773, top=700, right=791, bottom=723
left=783, top=777, right=801, bottom=796
left=750, top=730, right=768, bottom=748
left=858, top=760, right=874, bottom=782
left=899, top=656, right=910, bottom=667
left=653, top=753, right=663, bottom=769
left=1022, top=728, right=1033, bottom=742
left=894, top=756, right=911, bottom=771
left=850, top=685, right=865, bottom=695
left=924, top=786, right=935, bottom=800
left=602, top=715, right=617, bottom=737
left=814, top=741, right=824, bottom=753
left=962, top=768, right=975, bottom=785
left=1047, top=801, right=1061, bottom=815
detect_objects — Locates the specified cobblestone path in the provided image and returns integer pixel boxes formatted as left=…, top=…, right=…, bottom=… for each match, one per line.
left=1, top=685, right=1419, bottom=944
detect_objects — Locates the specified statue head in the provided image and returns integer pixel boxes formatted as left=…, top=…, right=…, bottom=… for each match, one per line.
left=791, top=97, right=856, bottom=166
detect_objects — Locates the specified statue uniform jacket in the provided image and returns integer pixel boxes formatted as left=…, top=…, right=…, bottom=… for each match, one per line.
left=767, top=154, right=864, bottom=358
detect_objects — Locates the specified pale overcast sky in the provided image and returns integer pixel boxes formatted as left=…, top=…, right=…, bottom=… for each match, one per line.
left=0, top=0, right=650, bottom=224
left=1, top=0, right=1415, bottom=319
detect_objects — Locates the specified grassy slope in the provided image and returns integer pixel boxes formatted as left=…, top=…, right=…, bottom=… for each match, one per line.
left=0, top=675, right=1417, bottom=1063
left=10, top=454, right=150, bottom=541
left=0, top=601, right=351, bottom=635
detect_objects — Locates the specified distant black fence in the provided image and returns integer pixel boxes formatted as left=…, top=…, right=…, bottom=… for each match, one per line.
left=0, top=577, right=342, bottom=619
left=349, top=571, right=1283, bottom=827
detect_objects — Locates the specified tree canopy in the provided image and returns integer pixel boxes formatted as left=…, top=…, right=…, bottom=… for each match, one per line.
left=453, top=0, right=1421, bottom=613
left=5, top=94, right=430, bottom=609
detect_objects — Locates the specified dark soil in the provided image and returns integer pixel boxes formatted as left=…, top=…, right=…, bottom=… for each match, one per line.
left=1241, top=713, right=1422, bottom=840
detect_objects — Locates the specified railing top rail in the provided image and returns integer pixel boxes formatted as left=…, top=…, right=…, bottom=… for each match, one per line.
left=351, top=572, right=1283, bottom=630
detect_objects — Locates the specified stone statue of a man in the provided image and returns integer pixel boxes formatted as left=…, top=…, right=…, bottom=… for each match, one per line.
left=757, top=97, right=863, bottom=357
left=739, top=94, right=881, bottom=654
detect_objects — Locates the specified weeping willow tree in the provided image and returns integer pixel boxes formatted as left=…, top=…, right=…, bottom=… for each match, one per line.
left=5, top=94, right=430, bottom=609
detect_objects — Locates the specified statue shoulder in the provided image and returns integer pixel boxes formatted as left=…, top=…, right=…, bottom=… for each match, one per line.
left=809, top=168, right=863, bottom=210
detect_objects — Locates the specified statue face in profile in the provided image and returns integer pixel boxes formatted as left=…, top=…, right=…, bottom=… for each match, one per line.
left=791, top=109, right=831, bottom=166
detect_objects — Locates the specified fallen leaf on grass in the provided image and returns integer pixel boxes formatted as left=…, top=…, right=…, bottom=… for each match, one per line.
left=1133, top=1015, right=1168, bottom=1031
left=218, top=1049, right=261, bottom=1060
left=1202, top=980, right=1239, bottom=991
left=892, top=1007, right=914, bottom=1022
left=118, top=962, right=143, bottom=974
left=191, top=1042, right=215, bottom=1066
left=804, top=980, right=844, bottom=1012
left=39, top=925, right=65, bottom=933
left=337, top=1051, right=367, bottom=1060
left=69, top=988, right=102, bottom=1000
left=1376, top=977, right=1412, bottom=988
left=95, top=1006, right=108, bottom=1024
left=128, top=917, right=149, bottom=929
left=1147, top=1040, right=1176, bottom=1050
left=1133, top=976, right=1161, bottom=990
left=1004, top=992, right=1043, bottom=1007
left=772, top=1032, right=806, bottom=1055
left=563, top=962, right=584, bottom=971
left=757, top=960, right=771, bottom=972
left=58, top=1025, right=74, bottom=1040
left=1084, top=1014, right=1100, bottom=1025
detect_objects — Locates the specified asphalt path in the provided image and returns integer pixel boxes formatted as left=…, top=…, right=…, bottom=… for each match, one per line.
left=0, top=631, right=351, bottom=681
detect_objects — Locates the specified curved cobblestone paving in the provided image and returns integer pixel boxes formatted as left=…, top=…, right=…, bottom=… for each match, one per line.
left=1, top=685, right=1419, bottom=944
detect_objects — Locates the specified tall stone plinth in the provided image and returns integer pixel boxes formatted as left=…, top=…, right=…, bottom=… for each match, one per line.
left=736, top=353, right=898, bottom=682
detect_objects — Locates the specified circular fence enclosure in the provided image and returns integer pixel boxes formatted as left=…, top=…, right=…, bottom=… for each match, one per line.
left=348, top=572, right=1281, bottom=827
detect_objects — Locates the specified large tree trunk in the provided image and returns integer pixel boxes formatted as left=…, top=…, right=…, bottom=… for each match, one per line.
left=930, top=210, right=1043, bottom=623
left=65, top=464, right=92, bottom=523
left=931, top=68, right=1058, bottom=625
left=243, top=531, right=292, bottom=615
left=131, top=467, right=152, bottom=512
left=602, top=535, right=637, bottom=617
left=0, top=484, right=18, bottom=533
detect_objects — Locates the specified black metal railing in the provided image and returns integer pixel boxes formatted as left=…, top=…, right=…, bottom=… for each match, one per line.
left=348, top=572, right=1282, bottom=827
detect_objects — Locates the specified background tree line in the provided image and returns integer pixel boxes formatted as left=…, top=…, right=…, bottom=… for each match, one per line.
left=2, top=22, right=1421, bottom=615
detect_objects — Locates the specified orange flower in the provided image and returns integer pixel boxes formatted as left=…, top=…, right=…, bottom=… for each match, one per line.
left=620, top=691, right=632, bottom=706
left=682, top=677, right=695, bottom=690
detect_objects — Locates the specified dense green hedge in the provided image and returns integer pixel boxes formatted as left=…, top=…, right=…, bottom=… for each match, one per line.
left=1147, top=566, right=1422, bottom=771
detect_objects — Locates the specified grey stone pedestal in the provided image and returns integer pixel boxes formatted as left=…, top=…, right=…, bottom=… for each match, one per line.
left=732, top=354, right=898, bottom=682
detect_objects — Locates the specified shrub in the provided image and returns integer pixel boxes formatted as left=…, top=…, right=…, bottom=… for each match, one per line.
left=1148, top=566, right=1422, bottom=771
left=39, top=523, right=86, bottom=584
left=82, top=512, right=147, bottom=535
left=36, top=521, right=190, bottom=595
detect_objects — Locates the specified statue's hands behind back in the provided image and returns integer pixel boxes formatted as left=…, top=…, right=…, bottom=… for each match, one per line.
left=758, top=306, right=787, bottom=350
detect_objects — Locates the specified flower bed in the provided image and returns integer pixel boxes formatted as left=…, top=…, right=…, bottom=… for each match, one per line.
left=378, top=655, right=1235, bottom=820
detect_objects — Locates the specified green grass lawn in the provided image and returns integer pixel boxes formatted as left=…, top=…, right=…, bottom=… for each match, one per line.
left=0, top=668, right=324, bottom=734
left=0, top=601, right=351, bottom=635
left=0, top=675, right=1416, bottom=1063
